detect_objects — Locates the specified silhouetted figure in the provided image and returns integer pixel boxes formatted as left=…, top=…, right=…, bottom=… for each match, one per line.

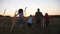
left=17, top=9, right=24, bottom=27
left=27, top=15, right=32, bottom=29
left=44, top=13, right=49, bottom=28
left=35, top=8, right=43, bottom=29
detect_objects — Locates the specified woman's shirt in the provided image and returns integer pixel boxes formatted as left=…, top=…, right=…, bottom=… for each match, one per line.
left=19, top=13, right=24, bottom=18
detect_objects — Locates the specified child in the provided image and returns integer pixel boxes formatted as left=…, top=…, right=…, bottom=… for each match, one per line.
left=27, top=15, right=32, bottom=29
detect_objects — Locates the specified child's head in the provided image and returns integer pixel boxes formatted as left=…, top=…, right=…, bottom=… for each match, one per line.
left=30, top=15, right=32, bottom=17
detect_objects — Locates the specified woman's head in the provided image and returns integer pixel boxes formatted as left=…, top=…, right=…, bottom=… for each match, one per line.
left=45, top=13, right=48, bottom=15
left=18, top=9, right=23, bottom=13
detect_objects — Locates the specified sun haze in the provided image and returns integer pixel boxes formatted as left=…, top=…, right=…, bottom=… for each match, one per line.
left=0, top=0, right=60, bottom=17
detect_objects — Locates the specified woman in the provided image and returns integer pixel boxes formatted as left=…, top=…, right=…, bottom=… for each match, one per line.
left=44, top=13, right=50, bottom=28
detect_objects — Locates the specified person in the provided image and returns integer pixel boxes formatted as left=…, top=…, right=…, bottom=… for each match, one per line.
left=35, top=8, right=43, bottom=29
left=27, top=15, right=32, bottom=29
left=10, top=9, right=24, bottom=33
left=44, top=13, right=49, bottom=28
left=16, top=9, right=24, bottom=27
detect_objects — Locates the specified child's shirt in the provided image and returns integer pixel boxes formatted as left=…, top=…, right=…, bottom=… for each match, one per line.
left=27, top=17, right=32, bottom=24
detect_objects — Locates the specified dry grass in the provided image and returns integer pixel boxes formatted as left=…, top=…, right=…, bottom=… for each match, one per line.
left=0, top=16, right=60, bottom=34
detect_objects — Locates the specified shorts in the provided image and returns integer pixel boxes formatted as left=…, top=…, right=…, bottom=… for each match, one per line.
left=27, top=23, right=32, bottom=28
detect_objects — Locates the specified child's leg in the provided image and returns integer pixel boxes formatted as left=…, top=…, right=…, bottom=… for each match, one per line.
left=29, top=23, right=32, bottom=28
left=27, top=23, right=31, bottom=29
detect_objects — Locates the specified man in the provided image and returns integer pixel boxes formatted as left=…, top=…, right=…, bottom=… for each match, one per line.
left=35, top=8, right=43, bottom=29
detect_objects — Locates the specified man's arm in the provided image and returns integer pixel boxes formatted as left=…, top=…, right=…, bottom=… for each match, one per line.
left=35, top=12, right=37, bottom=17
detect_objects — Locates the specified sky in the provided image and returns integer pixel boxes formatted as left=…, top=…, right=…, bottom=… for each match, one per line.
left=0, top=0, right=60, bottom=17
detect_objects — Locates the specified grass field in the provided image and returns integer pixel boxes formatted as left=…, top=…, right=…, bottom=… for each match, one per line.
left=0, top=16, right=60, bottom=34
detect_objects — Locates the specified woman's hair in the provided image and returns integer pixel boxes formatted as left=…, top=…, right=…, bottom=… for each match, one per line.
left=45, top=13, right=48, bottom=15
left=18, top=9, right=23, bottom=13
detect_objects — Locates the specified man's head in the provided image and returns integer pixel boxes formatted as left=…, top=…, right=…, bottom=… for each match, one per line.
left=37, top=8, right=40, bottom=12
